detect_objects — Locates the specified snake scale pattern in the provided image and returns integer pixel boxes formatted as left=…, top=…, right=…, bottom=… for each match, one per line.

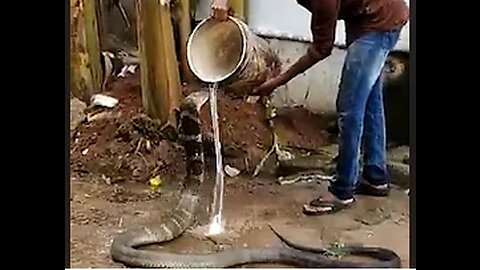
left=110, top=91, right=402, bottom=268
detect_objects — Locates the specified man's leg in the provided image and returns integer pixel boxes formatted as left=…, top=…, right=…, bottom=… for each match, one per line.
left=359, top=30, right=402, bottom=196
left=359, top=75, right=389, bottom=193
left=304, top=31, right=395, bottom=215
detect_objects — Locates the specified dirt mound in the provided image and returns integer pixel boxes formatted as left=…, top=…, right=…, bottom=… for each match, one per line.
left=194, top=90, right=273, bottom=172
left=273, top=106, right=335, bottom=150
left=184, top=87, right=333, bottom=172
left=70, top=74, right=185, bottom=185
left=70, top=74, right=332, bottom=184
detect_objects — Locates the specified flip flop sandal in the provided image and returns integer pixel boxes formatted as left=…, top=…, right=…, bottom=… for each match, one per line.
left=303, top=196, right=355, bottom=216
left=355, top=181, right=390, bottom=197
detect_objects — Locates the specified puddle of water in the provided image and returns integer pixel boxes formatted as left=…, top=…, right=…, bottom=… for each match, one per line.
left=207, top=83, right=225, bottom=235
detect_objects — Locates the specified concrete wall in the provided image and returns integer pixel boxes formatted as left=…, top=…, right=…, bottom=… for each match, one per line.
left=196, top=0, right=409, bottom=51
left=244, top=0, right=409, bottom=52
left=266, top=40, right=346, bottom=114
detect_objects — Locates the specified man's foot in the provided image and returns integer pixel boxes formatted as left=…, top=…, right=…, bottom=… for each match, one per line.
left=303, top=191, right=355, bottom=216
left=355, top=180, right=390, bottom=197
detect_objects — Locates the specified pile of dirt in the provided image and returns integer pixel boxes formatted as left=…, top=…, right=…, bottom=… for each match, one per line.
left=183, top=87, right=333, bottom=172
left=194, top=91, right=273, bottom=172
left=198, top=93, right=271, bottom=151
left=70, top=74, right=333, bottom=184
left=272, top=106, right=336, bottom=150
left=70, top=74, right=186, bottom=185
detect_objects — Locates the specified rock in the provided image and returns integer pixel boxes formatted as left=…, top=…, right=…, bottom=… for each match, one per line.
left=317, top=144, right=339, bottom=158
left=402, top=155, right=409, bottom=165
left=224, top=165, right=241, bottom=177
left=246, top=96, right=260, bottom=103
left=387, top=146, right=409, bottom=163
left=86, top=111, right=116, bottom=123
left=90, top=94, right=119, bottom=108
left=70, top=98, right=86, bottom=131
left=387, top=161, right=410, bottom=189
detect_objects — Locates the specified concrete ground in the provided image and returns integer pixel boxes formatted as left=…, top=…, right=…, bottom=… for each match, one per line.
left=70, top=173, right=409, bottom=268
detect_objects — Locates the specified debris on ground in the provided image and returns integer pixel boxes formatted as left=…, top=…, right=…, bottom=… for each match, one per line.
left=70, top=74, right=185, bottom=185
left=354, top=207, right=392, bottom=226
left=71, top=74, right=336, bottom=187
left=224, top=165, right=241, bottom=178
left=246, top=96, right=260, bottom=103
left=387, top=146, right=409, bottom=163
left=183, top=86, right=333, bottom=174
left=90, top=94, right=119, bottom=108
left=147, top=175, right=163, bottom=191
left=387, top=161, right=410, bottom=189
left=71, top=97, right=87, bottom=131
left=272, top=106, right=336, bottom=151
left=277, top=171, right=334, bottom=185
left=118, top=65, right=137, bottom=78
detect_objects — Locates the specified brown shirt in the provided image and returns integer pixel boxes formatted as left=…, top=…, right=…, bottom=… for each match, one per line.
left=298, top=0, right=409, bottom=60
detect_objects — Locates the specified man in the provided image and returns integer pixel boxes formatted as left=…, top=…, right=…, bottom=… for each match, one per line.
left=211, top=0, right=409, bottom=215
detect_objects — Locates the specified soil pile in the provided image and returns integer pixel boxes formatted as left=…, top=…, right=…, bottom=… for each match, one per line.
left=70, top=75, right=332, bottom=184
left=70, top=74, right=184, bottom=185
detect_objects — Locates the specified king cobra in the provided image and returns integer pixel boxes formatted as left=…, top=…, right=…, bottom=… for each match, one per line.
left=110, top=91, right=402, bottom=268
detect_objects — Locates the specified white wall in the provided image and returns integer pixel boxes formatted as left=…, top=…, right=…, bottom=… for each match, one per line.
left=196, top=0, right=409, bottom=51
left=267, top=40, right=346, bottom=114
left=245, top=0, right=409, bottom=51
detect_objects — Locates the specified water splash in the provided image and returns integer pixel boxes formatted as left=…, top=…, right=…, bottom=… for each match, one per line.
left=207, top=83, right=225, bottom=236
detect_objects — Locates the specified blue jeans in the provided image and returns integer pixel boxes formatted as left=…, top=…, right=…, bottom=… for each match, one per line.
left=330, top=30, right=401, bottom=200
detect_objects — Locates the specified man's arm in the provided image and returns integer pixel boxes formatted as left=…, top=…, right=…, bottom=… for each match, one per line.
left=255, top=0, right=340, bottom=95
left=211, top=0, right=230, bottom=21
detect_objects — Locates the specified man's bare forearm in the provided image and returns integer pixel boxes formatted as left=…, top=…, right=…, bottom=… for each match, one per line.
left=277, top=46, right=323, bottom=86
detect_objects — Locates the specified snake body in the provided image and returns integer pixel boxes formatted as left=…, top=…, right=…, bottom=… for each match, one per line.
left=110, top=91, right=402, bottom=268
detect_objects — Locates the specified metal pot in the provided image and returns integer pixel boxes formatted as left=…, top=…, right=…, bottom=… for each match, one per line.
left=187, top=16, right=282, bottom=97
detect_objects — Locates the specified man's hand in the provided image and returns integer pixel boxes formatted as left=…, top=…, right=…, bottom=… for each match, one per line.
left=211, top=0, right=229, bottom=21
left=254, top=75, right=286, bottom=96
left=254, top=47, right=325, bottom=97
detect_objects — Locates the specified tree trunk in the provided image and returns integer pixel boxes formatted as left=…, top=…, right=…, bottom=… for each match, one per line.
left=97, top=0, right=108, bottom=50
left=173, top=0, right=195, bottom=83
left=136, top=0, right=181, bottom=125
left=70, top=0, right=103, bottom=103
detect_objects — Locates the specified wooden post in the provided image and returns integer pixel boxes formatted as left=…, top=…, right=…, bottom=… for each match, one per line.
left=70, top=0, right=103, bottom=102
left=173, top=0, right=195, bottom=83
left=96, top=0, right=108, bottom=50
left=136, top=0, right=181, bottom=125
left=230, top=0, right=245, bottom=20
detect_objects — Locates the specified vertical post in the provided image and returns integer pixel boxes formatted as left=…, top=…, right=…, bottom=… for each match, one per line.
left=230, top=0, right=245, bottom=20
left=136, top=0, right=181, bottom=125
left=70, top=0, right=103, bottom=102
left=96, top=0, right=108, bottom=50
left=173, top=0, right=195, bottom=83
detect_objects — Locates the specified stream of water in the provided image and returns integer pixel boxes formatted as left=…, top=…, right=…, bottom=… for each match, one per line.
left=207, top=83, right=225, bottom=235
